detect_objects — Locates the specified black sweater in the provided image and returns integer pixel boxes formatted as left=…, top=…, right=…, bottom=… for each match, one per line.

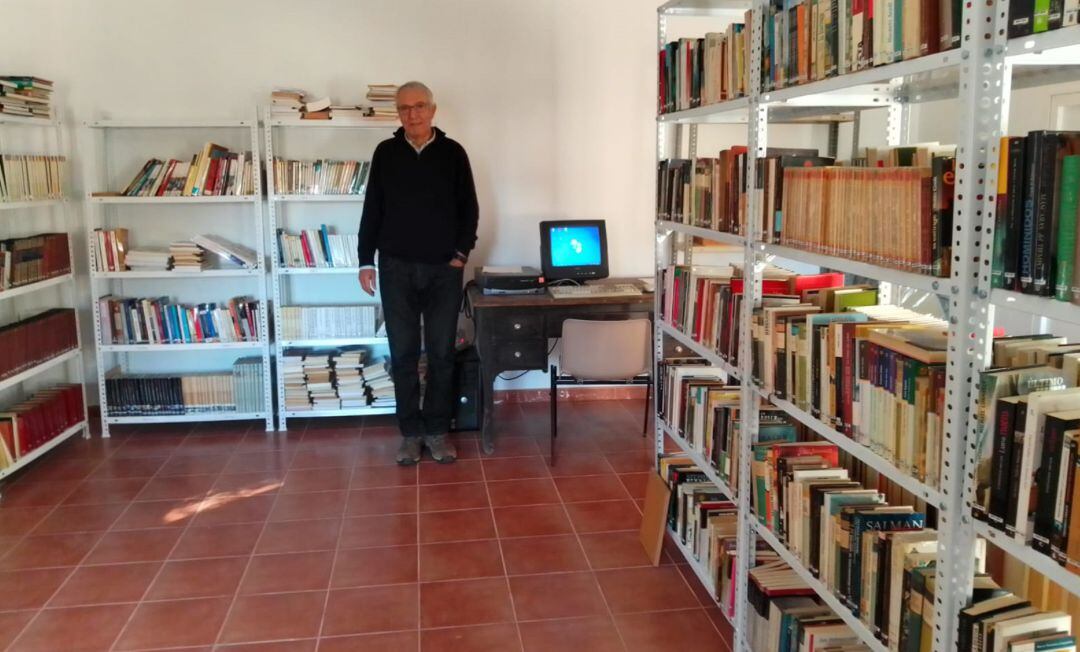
left=357, top=127, right=479, bottom=266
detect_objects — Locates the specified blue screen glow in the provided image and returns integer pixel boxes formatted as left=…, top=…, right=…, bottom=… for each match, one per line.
left=549, top=226, right=601, bottom=267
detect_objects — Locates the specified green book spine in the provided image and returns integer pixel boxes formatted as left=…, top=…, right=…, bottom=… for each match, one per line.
left=1035, top=0, right=1052, bottom=31
left=1054, top=155, right=1080, bottom=301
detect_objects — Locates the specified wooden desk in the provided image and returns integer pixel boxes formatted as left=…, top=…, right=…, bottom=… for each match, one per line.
left=467, top=283, right=653, bottom=454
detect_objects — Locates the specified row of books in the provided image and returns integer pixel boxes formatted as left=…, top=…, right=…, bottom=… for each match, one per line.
left=108, top=144, right=255, bottom=197
left=0, top=233, right=70, bottom=291
left=283, top=349, right=394, bottom=411
left=276, top=227, right=359, bottom=269
left=97, top=296, right=260, bottom=345
left=957, top=590, right=1074, bottom=652
left=751, top=436, right=943, bottom=649
left=0, top=385, right=84, bottom=469
left=0, top=154, right=65, bottom=202
left=658, top=17, right=750, bottom=114
left=657, top=151, right=747, bottom=233
left=103, top=358, right=263, bottom=416
left=1007, top=0, right=1080, bottom=37
left=92, top=229, right=257, bottom=273
left=972, top=333, right=1080, bottom=572
left=760, top=0, right=961, bottom=93
left=272, top=158, right=370, bottom=195
left=0, top=77, right=52, bottom=119
left=777, top=146, right=956, bottom=278
left=0, top=309, right=77, bottom=382
left=991, top=131, right=1080, bottom=302
left=751, top=296, right=948, bottom=488
left=659, top=363, right=799, bottom=490
left=279, top=305, right=380, bottom=340
left=660, top=452, right=873, bottom=650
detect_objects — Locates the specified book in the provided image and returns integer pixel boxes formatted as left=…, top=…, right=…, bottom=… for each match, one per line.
left=277, top=227, right=359, bottom=269
left=280, top=306, right=380, bottom=340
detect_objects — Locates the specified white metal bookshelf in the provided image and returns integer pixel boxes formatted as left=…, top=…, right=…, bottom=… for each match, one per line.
left=0, top=113, right=90, bottom=481
left=262, top=106, right=399, bottom=430
left=652, top=1, right=1080, bottom=650
left=83, top=113, right=273, bottom=436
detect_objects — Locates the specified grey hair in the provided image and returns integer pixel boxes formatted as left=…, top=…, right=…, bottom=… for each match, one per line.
left=396, top=81, right=435, bottom=105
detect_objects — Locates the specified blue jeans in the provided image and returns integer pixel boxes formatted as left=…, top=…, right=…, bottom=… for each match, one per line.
left=378, top=253, right=463, bottom=437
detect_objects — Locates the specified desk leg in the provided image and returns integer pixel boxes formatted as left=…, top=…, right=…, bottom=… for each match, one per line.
left=481, top=367, right=497, bottom=455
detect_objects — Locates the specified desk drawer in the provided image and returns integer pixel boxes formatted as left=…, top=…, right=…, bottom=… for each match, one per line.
left=494, top=338, right=547, bottom=368
left=493, top=313, right=544, bottom=339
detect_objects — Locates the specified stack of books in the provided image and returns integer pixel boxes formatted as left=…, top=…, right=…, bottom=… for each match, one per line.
left=124, top=250, right=171, bottom=272
left=301, top=96, right=332, bottom=120
left=270, top=88, right=305, bottom=117
left=760, top=0, right=961, bottom=93
left=363, top=358, right=395, bottom=407
left=657, top=17, right=750, bottom=114
left=0, top=77, right=53, bottom=119
left=99, top=144, right=255, bottom=197
left=958, top=590, right=1074, bottom=652
left=280, top=305, right=379, bottom=340
left=972, top=334, right=1080, bottom=571
left=992, top=131, right=1080, bottom=302
left=191, top=234, right=258, bottom=269
left=0, top=309, right=78, bottom=381
left=335, top=350, right=367, bottom=408
left=367, top=84, right=398, bottom=120
left=0, top=154, right=65, bottom=201
left=103, top=357, right=263, bottom=416
left=96, top=296, right=260, bottom=345
left=281, top=355, right=311, bottom=412
left=272, top=158, right=370, bottom=195
left=0, top=384, right=84, bottom=469
left=277, top=227, right=359, bottom=269
left=0, top=233, right=70, bottom=290
left=169, top=241, right=206, bottom=272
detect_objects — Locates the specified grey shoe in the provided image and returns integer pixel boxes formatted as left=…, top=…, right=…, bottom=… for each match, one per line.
left=424, top=434, right=457, bottom=464
left=396, top=437, right=422, bottom=466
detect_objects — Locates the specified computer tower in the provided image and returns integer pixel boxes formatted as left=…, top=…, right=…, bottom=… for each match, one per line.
left=450, top=346, right=482, bottom=432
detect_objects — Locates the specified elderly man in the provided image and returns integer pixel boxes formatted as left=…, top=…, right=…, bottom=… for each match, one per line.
left=358, top=81, right=479, bottom=465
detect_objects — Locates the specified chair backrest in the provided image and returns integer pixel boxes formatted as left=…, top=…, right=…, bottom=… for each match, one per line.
left=560, top=318, right=652, bottom=381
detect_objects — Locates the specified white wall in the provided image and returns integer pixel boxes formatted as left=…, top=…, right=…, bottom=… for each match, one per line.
left=0, top=0, right=671, bottom=396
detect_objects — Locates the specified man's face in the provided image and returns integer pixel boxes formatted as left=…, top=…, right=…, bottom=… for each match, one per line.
left=397, top=88, right=436, bottom=140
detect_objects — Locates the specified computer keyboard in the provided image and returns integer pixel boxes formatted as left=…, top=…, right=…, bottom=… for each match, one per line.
left=547, top=283, right=644, bottom=299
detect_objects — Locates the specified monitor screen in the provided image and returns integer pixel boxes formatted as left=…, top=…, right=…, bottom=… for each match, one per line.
left=548, top=225, right=602, bottom=267
left=539, top=219, right=609, bottom=282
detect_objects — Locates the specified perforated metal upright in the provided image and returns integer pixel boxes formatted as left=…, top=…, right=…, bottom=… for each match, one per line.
left=83, top=113, right=273, bottom=436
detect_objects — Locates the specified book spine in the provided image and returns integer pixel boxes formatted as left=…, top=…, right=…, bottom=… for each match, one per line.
left=1020, top=134, right=1043, bottom=293
left=1033, top=133, right=1060, bottom=296
left=988, top=399, right=1017, bottom=530
left=1012, top=0, right=1037, bottom=35
left=1055, top=155, right=1080, bottom=301
left=1033, top=415, right=1067, bottom=554
left=1052, top=435, right=1077, bottom=562
left=993, top=139, right=1011, bottom=289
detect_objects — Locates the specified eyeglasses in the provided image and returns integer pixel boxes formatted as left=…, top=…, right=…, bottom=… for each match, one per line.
left=397, top=102, right=432, bottom=114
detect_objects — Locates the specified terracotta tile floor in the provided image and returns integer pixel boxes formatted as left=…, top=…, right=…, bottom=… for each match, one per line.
left=0, top=400, right=734, bottom=652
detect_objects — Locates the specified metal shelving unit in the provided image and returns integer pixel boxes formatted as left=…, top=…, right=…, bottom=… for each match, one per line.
left=83, top=113, right=273, bottom=436
left=0, top=112, right=90, bottom=481
left=653, top=0, right=1080, bottom=650
left=263, top=107, right=398, bottom=431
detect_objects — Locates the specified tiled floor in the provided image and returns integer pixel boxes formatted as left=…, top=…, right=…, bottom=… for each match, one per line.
left=0, top=400, right=734, bottom=652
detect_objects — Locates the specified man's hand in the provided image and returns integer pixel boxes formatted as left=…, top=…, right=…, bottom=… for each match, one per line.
left=359, top=268, right=377, bottom=296
left=449, top=258, right=465, bottom=269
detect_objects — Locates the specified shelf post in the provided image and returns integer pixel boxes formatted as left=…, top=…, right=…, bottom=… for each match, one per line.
left=934, top=0, right=1012, bottom=647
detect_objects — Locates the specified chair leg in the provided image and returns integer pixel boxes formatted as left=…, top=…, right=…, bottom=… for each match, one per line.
left=643, top=377, right=652, bottom=437
left=549, top=365, right=558, bottom=466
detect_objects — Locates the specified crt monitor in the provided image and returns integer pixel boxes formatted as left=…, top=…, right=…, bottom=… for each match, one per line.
left=539, top=220, right=609, bottom=282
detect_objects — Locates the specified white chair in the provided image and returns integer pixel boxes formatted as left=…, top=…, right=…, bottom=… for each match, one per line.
left=549, top=318, right=653, bottom=465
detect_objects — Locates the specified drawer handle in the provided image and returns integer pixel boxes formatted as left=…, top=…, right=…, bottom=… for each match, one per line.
left=514, top=323, right=522, bottom=330
left=514, top=351, right=522, bottom=358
